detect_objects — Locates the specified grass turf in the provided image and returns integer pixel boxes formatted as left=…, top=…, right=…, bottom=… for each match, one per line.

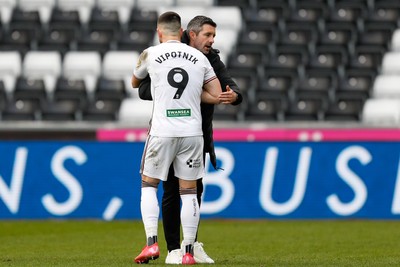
left=1, top=219, right=400, bottom=266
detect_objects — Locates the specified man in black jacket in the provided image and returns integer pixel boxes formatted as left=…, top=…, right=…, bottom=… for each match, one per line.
left=138, top=15, right=242, bottom=264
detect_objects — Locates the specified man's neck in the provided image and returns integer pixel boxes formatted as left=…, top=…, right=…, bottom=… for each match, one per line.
left=161, top=35, right=181, bottom=43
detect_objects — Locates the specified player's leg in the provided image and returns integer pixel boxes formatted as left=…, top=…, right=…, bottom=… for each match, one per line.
left=192, top=155, right=214, bottom=264
left=135, top=136, right=175, bottom=264
left=162, top=165, right=183, bottom=264
left=174, top=136, right=204, bottom=264
left=179, top=179, right=199, bottom=265
left=135, top=175, right=161, bottom=264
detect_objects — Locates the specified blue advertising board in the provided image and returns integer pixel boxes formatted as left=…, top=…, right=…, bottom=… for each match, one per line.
left=0, top=141, right=399, bottom=219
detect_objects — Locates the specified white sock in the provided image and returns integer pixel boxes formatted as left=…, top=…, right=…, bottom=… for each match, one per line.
left=141, top=187, right=159, bottom=240
left=180, top=194, right=200, bottom=246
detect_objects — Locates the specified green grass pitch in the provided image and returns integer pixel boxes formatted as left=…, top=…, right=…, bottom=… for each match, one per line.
left=1, top=219, right=400, bottom=266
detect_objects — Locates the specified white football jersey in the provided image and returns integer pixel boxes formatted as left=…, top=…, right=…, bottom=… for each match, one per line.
left=134, top=40, right=217, bottom=137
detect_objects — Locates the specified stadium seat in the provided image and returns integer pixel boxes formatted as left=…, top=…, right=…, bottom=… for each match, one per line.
left=324, top=97, right=363, bottom=121
left=228, top=69, right=258, bottom=97
left=213, top=28, right=239, bottom=56
left=97, top=0, right=136, bottom=9
left=279, top=22, right=318, bottom=48
left=372, top=75, right=400, bottom=99
left=362, top=98, right=400, bottom=125
left=268, top=45, right=308, bottom=70
left=258, top=68, right=296, bottom=104
left=213, top=102, right=243, bottom=121
left=175, top=0, right=213, bottom=6
left=53, top=77, right=88, bottom=109
left=17, top=0, right=55, bottom=24
left=41, top=99, right=80, bottom=121
left=94, top=77, right=126, bottom=102
left=127, top=8, right=158, bottom=31
left=236, top=26, right=277, bottom=53
left=227, top=48, right=264, bottom=73
left=0, top=28, right=34, bottom=56
left=246, top=94, right=285, bottom=121
left=358, top=22, right=394, bottom=49
left=157, top=6, right=206, bottom=29
left=22, top=51, right=62, bottom=93
left=249, top=0, right=290, bottom=26
left=82, top=99, right=121, bottom=121
left=9, top=6, right=42, bottom=27
left=57, top=0, right=96, bottom=24
left=296, top=69, right=336, bottom=105
left=288, top=1, right=327, bottom=24
left=88, top=7, right=120, bottom=32
left=102, top=51, right=139, bottom=95
left=329, top=1, right=366, bottom=24
left=13, top=77, right=47, bottom=105
left=380, top=51, right=400, bottom=74
left=0, top=80, right=7, bottom=108
left=348, top=45, right=385, bottom=72
left=2, top=98, right=39, bottom=120
left=206, top=6, right=242, bottom=32
left=136, top=0, right=173, bottom=9
left=319, top=22, right=357, bottom=49
left=37, top=24, right=77, bottom=55
left=102, top=51, right=139, bottom=80
left=215, top=0, right=254, bottom=11
left=370, top=1, right=400, bottom=23
left=308, top=45, right=347, bottom=70
left=390, top=29, right=400, bottom=51
left=117, top=27, right=154, bottom=53
left=62, top=51, right=102, bottom=94
left=1, top=8, right=42, bottom=55
left=285, top=97, right=324, bottom=121
left=337, top=68, right=374, bottom=101
left=96, top=0, right=136, bottom=25
left=0, top=0, right=17, bottom=25
left=48, top=7, right=81, bottom=31
left=118, top=98, right=152, bottom=124
left=76, top=28, right=114, bottom=55
left=0, top=51, right=22, bottom=95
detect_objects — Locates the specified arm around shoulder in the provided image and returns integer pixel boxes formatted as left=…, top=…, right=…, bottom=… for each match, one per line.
left=202, top=77, right=222, bottom=104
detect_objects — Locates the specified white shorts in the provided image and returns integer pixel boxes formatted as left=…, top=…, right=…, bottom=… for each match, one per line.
left=140, top=135, right=204, bottom=181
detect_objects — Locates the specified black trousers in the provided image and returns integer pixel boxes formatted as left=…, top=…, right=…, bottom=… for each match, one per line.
left=162, top=165, right=204, bottom=252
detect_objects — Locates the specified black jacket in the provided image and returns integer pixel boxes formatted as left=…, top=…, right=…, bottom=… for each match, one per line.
left=138, top=30, right=243, bottom=169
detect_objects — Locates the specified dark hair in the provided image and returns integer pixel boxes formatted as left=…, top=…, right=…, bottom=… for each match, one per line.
left=187, top=15, right=217, bottom=34
left=158, top=11, right=181, bottom=26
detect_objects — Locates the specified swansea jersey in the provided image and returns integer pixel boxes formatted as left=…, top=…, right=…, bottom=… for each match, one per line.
left=134, top=40, right=217, bottom=137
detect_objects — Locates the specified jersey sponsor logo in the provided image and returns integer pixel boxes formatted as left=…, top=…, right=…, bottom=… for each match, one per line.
left=166, top=109, right=191, bottom=117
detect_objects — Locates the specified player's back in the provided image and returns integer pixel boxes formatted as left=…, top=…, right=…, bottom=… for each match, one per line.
left=145, top=41, right=216, bottom=137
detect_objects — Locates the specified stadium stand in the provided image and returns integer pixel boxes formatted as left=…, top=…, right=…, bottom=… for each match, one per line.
left=0, top=0, right=398, bottom=124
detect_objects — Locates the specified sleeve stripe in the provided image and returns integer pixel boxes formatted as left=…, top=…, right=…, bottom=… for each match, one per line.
left=204, top=76, right=217, bottom=85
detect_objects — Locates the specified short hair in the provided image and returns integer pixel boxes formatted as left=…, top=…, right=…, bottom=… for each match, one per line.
left=187, top=15, right=217, bottom=35
left=157, top=11, right=182, bottom=35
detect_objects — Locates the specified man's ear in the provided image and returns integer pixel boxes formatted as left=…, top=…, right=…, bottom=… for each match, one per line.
left=157, top=28, right=162, bottom=42
left=189, top=30, right=196, bottom=40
